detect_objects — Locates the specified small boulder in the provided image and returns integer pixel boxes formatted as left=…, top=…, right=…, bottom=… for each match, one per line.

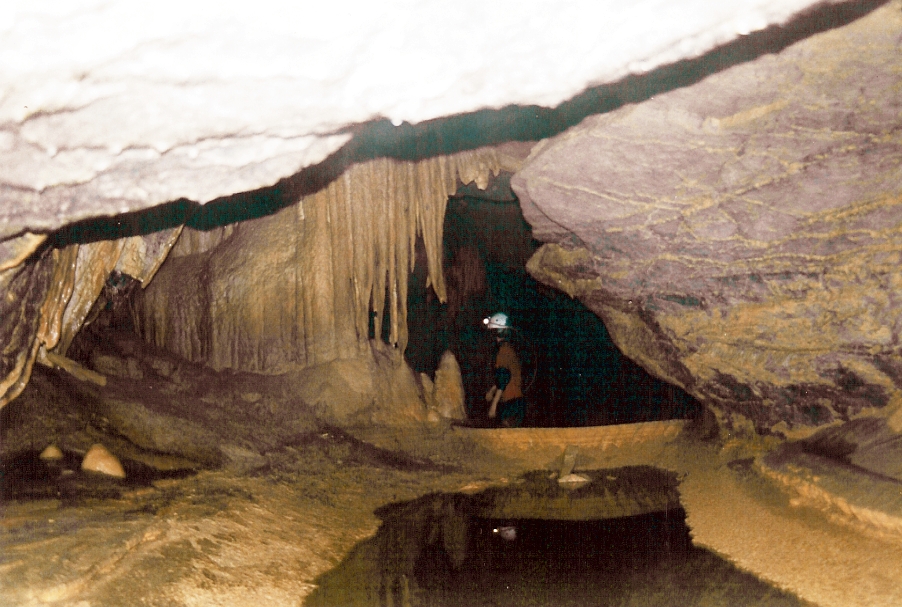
left=219, top=444, right=267, bottom=474
left=81, top=443, right=126, bottom=478
left=558, top=473, right=590, bottom=487
left=39, top=444, right=64, bottom=461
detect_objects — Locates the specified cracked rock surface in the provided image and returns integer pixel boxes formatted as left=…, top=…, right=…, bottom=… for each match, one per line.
left=514, top=1, right=902, bottom=441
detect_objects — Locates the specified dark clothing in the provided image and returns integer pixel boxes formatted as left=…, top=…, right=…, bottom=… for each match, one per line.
left=492, top=339, right=527, bottom=427
left=497, top=396, right=528, bottom=428
left=495, top=367, right=512, bottom=392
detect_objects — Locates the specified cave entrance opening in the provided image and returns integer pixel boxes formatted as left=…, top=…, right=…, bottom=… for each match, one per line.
left=403, top=174, right=700, bottom=428
left=304, top=466, right=806, bottom=607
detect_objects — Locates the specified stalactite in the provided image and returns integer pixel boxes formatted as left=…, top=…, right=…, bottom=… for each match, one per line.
left=138, top=145, right=523, bottom=373
left=1, top=145, right=530, bottom=404
left=289, top=148, right=514, bottom=364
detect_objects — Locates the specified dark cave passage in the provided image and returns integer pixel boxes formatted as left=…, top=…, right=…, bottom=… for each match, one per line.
left=403, top=179, right=701, bottom=428
left=48, top=168, right=701, bottom=432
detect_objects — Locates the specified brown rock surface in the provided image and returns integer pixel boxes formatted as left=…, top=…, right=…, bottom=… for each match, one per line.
left=0, top=245, right=75, bottom=407
left=136, top=148, right=520, bottom=374
left=514, top=2, right=902, bottom=438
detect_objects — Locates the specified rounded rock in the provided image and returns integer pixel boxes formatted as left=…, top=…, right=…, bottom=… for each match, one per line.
left=39, top=444, right=64, bottom=461
left=81, top=443, right=126, bottom=479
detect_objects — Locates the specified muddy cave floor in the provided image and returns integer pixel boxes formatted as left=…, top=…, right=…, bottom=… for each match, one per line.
left=0, top=333, right=811, bottom=607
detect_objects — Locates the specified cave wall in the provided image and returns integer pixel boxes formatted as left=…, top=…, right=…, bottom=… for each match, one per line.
left=137, top=148, right=523, bottom=373
left=513, top=1, right=902, bottom=438
left=0, top=230, right=180, bottom=407
left=0, top=1, right=872, bottom=408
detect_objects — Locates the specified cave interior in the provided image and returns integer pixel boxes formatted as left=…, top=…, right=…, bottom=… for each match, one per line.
left=3, top=2, right=902, bottom=605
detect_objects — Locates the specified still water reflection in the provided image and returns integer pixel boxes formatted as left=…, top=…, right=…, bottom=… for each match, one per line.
left=306, top=471, right=809, bottom=607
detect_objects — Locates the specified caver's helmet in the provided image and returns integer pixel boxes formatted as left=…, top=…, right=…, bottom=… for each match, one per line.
left=483, top=312, right=510, bottom=331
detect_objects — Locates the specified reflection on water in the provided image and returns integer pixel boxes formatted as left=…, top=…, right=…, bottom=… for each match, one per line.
left=305, top=470, right=809, bottom=607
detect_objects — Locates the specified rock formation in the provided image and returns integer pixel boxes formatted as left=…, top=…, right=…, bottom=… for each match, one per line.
left=514, top=2, right=902, bottom=443
left=1, top=1, right=901, bottom=606
left=136, top=148, right=522, bottom=372
left=81, top=443, right=126, bottom=479
left=430, top=350, right=467, bottom=421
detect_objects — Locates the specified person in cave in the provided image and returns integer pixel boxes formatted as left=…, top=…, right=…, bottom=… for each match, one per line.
left=483, top=312, right=529, bottom=428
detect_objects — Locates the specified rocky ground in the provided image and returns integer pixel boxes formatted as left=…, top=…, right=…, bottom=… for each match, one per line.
left=0, top=332, right=528, bottom=606
left=0, top=330, right=842, bottom=606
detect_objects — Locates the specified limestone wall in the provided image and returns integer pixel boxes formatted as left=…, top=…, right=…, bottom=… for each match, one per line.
left=136, top=148, right=519, bottom=373
left=514, top=1, right=902, bottom=438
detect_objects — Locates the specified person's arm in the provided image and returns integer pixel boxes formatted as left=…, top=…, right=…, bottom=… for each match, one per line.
left=487, top=387, right=503, bottom=418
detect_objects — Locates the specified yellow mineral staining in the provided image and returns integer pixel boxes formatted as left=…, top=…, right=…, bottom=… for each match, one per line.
left=704, top=99, right=790, bottom=131
left=653, top=272, right=901, bottom=390
left=525, top=243, right=602, bottom=299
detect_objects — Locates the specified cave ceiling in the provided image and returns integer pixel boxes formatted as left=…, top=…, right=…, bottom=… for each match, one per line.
left=0, top=0, right=873, bottom=239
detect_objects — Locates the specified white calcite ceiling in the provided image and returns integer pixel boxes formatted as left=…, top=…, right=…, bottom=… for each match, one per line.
left=1, top=0, right=838, bottom=239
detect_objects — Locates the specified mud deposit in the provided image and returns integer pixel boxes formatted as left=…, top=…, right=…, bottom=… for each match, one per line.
left=0, top=332, right=817, bottom=606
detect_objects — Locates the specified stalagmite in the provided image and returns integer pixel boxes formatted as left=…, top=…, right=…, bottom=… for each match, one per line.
left=433, top=351, right=466, bottom=420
